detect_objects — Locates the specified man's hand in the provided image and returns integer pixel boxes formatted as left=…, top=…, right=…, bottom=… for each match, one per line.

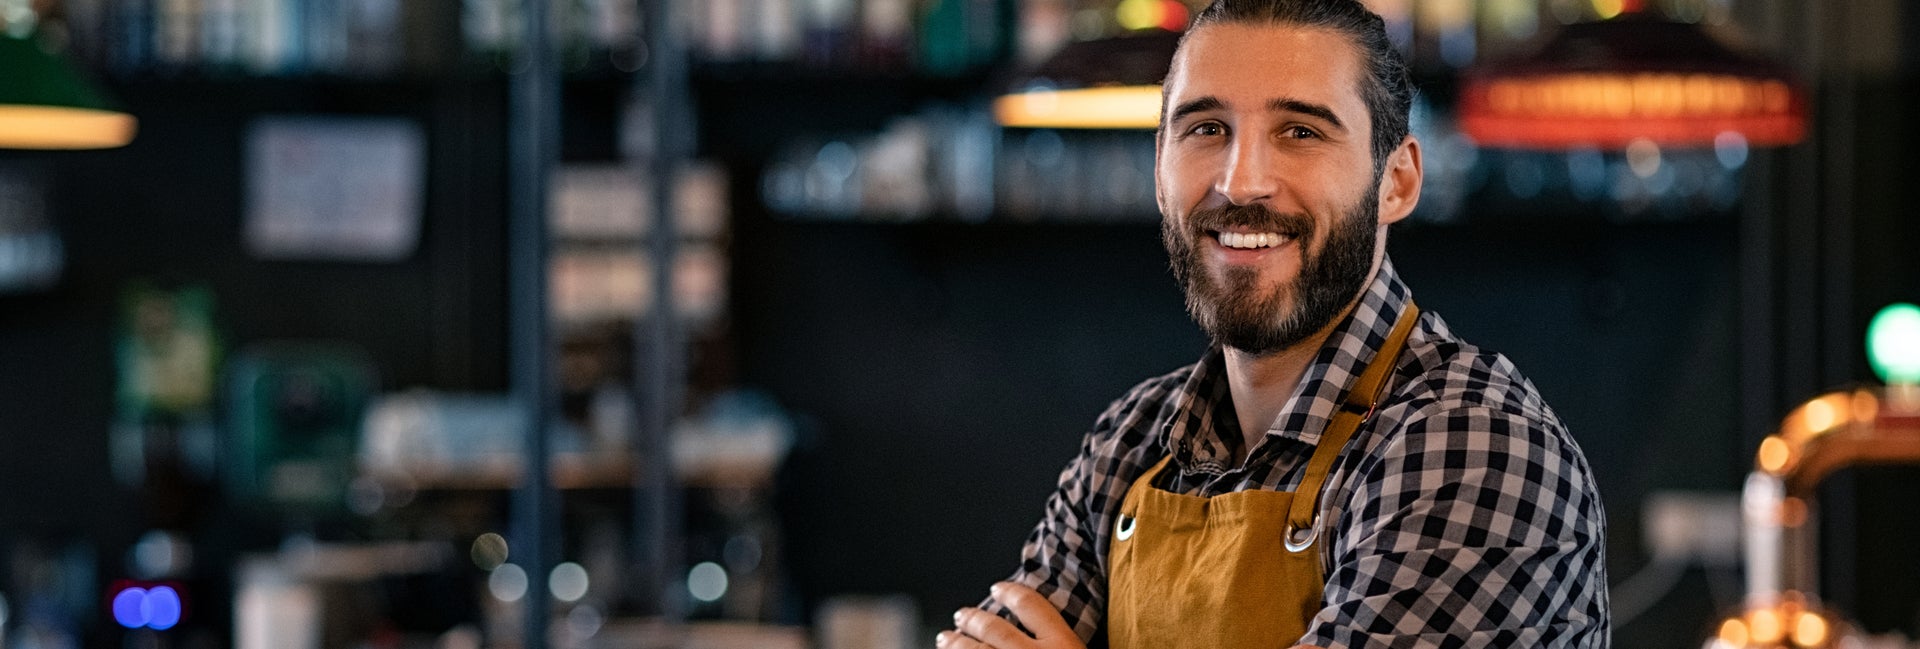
left=937, top=582, right=1085, bottom=649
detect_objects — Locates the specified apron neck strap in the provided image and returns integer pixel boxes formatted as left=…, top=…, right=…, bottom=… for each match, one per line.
left=1284, top=302, right=1422, bottom=531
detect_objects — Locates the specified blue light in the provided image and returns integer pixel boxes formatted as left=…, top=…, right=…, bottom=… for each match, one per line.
left=112, top=588, right=149, bottom=628
left=111, top=585, right=185, bottom=630
left=145, top=586, right=182, bottom=630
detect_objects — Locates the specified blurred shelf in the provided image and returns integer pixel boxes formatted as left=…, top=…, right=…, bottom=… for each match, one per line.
left=258, top=540, right=456, bottom=581
left=362, top=454, right=637, bottom=491
left=362, top=455, right=778, bottom=491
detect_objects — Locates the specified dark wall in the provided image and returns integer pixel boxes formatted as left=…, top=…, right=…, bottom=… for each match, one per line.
left=738, top=220, right=1204, bottom=617
left=1827, top=76, right=1920, bottom=636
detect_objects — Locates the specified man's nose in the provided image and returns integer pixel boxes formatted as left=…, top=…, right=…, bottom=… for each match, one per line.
left=1214, top=135, right=1277, bottom=206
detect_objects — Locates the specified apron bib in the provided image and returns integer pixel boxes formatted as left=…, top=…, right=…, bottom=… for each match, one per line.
left=1106, top=303, right=1420, bottom=649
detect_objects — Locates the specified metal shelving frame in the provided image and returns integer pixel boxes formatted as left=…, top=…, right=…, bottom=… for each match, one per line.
left=509, top=0, right=693, bottom=646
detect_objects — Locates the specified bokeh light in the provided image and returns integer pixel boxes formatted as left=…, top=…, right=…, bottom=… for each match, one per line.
left=471, top=533, right=510, bottom=571
left=1868, top=303, right=1920, bottom=384
left=144, top=586, right=182, bottom=630
left=489, top=564, right=530, bottom=602
left=111, top=585, right=183, bottom=630
left=549, top=562, right=590, bottom=603
left=113, top=587, right=148, bottom=628
left=687, top=561, right=728, bottom=603
left=1714, top=131, right=1749, bottom=170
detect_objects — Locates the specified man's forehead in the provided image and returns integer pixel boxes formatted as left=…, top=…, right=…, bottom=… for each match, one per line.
left=1164, top=22, right=1368, bottom=118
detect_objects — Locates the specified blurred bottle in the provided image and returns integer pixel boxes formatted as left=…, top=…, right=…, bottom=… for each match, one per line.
left=342, top=0, right=404, bottom=76
left=302, top=0, right=347, bottom=73
left=247, top=0, right=304, bottom=74
left=858, top=117, right=932, bottom=220
left=585, top=0, right=641, bottom=71
left=61, top=0, right=113, bottom=69
left=1014, top=0, right=1070, bottom=67
left=111, top=0, right=156, bottom=74
left=463, top=0, right=516, bottom=68
left=857, top=0, right=913, bottom=70
left=801, top=0, right=857, bottom=68
left=816, top=595, right=918, bottom=649
left=1414, top=0, right=1474, bottom=71
left=693, top=0, right=748, bottom=62
left=199, top=0, right=243, bottom=69
left=919, top=0, right=1008, bottom=76
left=153, top=0, right=198, bottom=69
left=752, top=0, right=802, bottom=62
left=917, top=0, right=965, bottom=76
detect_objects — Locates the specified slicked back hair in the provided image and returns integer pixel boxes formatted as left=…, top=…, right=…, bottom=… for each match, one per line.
left=1167, top=0, right=1415, bottom=175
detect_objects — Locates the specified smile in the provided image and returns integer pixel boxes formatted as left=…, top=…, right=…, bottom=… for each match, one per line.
left=1209, top=230, right=1293, bottom=250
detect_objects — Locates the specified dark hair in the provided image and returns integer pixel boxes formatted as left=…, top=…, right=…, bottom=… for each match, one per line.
left=1174, top=0, right=1415, bottom=174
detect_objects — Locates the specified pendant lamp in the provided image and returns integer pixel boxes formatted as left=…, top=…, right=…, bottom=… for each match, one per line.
left=0, top=32, right=137, bottom=150
left=993, top=27, right=1181, bottom=130
left=1456, top=11, right=1806, bottom=150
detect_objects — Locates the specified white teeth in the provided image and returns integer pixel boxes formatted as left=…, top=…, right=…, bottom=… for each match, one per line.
left=1219, top=231, right=1286, bottom=250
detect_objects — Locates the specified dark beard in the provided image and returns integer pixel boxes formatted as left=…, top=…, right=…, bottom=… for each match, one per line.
left=1162, top=191, right=1378, bottom=357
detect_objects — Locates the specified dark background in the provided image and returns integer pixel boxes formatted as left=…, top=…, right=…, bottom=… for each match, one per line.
left=3, top=10, right=1920, bottom=649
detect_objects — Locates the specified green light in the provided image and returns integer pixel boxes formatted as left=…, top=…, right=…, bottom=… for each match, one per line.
left=1867, top=303, right=1920, bottom=385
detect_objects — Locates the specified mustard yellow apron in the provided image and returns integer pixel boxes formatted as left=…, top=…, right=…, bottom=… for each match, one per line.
left=1106, top=303, right=1420, bottom=649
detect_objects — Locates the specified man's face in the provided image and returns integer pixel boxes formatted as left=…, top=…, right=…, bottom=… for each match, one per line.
left=1156, top=23, right=1386, bottom=356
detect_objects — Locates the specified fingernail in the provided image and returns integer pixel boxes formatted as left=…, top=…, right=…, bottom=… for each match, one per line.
left=953, top=609, right=964, bottom=624
left=934, top=631, right=948, bottom=647
left=989, top=582, right=1004, bottom=595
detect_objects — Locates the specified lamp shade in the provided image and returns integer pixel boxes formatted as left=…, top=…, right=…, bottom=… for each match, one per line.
left=1457, top=13, right=1807, bottom=150
left=993, top=28, right=1180, bottom=130
left=0, top=33, right=137, bottom=150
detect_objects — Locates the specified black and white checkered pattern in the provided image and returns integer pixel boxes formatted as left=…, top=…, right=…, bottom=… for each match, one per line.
left=984, top=259, right=1609, bottom=648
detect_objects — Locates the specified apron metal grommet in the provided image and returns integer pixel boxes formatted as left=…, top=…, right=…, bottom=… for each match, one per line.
left=1283, top=521, right=1317, bottom=553
left=1116, top=515, right=1137, bottom=540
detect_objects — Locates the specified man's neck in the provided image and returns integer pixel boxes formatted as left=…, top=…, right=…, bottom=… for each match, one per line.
left=1222, top=317, right=1341, bottom=464
left=1222, top=258, right=1385, bottom=465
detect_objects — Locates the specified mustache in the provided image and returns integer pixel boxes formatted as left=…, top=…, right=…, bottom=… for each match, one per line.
left=1186, top=203, right=1314, bottom=237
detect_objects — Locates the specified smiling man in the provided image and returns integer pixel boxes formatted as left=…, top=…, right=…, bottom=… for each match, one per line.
left=938, top=1, right=1609, bottom=648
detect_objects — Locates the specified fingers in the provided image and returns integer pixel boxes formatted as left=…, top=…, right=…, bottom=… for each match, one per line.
left=935, top=629, right=993, bottom=649
left=951, top=606, right=1033, bottom=649
left=989, top=581, right=1077, bottom=643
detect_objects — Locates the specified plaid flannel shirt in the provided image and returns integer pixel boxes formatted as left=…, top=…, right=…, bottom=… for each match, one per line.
left=985, top=259, right=1610, bottom=648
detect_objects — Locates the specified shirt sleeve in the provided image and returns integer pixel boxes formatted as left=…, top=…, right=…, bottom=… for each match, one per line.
left=1300, top=407, right=1611, bottom=649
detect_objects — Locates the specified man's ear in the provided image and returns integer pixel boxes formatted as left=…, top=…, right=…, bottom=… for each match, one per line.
left=1375, top=135, right=1422, bottom=226
left=1153, top=129, right=1167, bottom=214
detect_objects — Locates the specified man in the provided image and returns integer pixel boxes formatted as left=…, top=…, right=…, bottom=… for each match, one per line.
left=936, top=1, right=1609, bottom=647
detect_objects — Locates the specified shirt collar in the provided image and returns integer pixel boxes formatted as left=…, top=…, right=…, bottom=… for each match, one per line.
left=1165, top=259, right=1416, bottom=470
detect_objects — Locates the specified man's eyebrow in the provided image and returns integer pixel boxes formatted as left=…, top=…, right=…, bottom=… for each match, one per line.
left=1268, top=98, right=1347, bottom=132
left=1167, top=96, right=1224, bottom=124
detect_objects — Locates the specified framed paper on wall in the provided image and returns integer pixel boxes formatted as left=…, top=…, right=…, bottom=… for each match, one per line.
left=244, top=116, right=425, bottom=262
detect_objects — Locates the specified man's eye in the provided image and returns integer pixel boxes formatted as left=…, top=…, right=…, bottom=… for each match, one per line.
left=1284, top=125, right=1320, bottom=139
left=1189, top=123, right=1224, bottom=137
